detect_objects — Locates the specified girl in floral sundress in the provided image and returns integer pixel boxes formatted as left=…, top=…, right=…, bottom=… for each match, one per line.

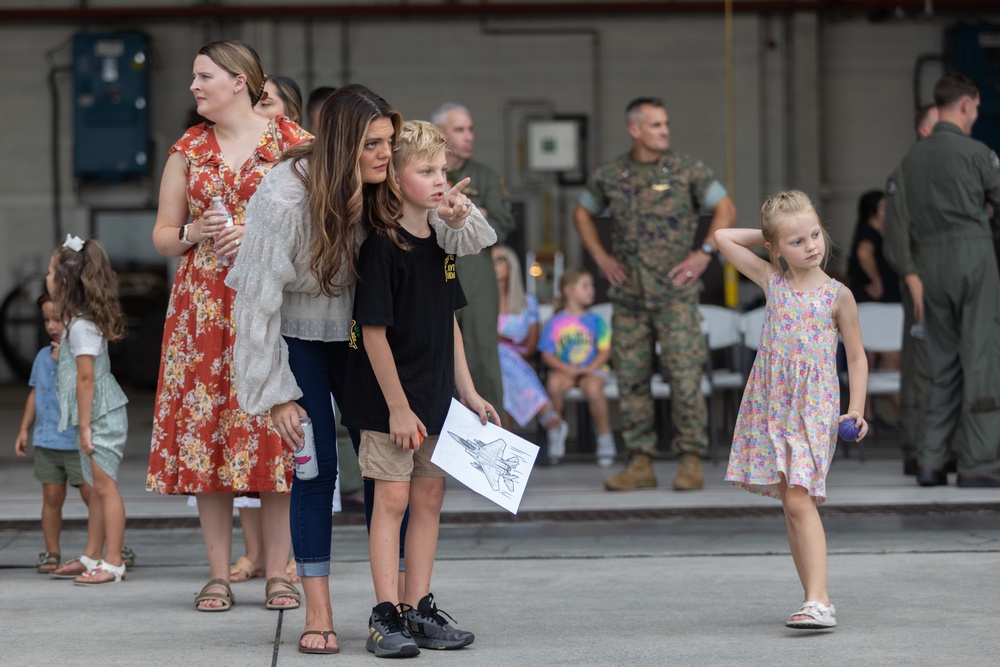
left=715, top=190, right=869, bottom=631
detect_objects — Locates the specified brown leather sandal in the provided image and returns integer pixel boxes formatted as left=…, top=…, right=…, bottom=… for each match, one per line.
left=195, top=578, right=234, bottom=612
left=265, top=577, right=301, bottom=610
left=229, top=555, right=264, bottom=582
left=299, top=630, right=339, bottom=654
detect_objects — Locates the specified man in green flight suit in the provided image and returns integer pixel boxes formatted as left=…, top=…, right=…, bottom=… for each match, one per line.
left=574, top=97, right=737, bottom=491
left=883, top=103, right=940, bottom=477
left=434, top=103, right=515, bottom=418
left=882, top=72, right=1000, bottom=487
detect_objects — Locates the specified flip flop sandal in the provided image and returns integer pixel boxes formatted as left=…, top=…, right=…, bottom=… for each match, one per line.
left=786, top=600, right=837, bottom=629
left=51, top=555, right=101, bottom=579
left=229, top=555, right=264, bottom=582
left=74, top=561, right=126, bottom=585
left=36, top=552, right=61, bottom=574
left=299, top=630, right=339, bottom=654
left=265, top=577, right=301, bottom=610
left=195, top=578, right=234, bottom=612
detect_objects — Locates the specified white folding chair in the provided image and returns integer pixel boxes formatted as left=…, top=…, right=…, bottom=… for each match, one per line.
left=739, top=306, right=767, bottom=355
left=854, top=302, right=904, bottom=450
left=856, top=302, right=904, bottom=396
left=699, top=305, right=747, bottom=462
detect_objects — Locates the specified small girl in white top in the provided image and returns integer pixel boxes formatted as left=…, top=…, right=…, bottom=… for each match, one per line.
left=46, top=235, right=130, bottom=584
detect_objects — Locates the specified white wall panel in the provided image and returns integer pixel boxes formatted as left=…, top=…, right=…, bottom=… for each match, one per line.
left=820, top=15, right=952, bottom=270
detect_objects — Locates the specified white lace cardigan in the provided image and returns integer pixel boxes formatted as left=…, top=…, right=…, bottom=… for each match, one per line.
left=225, top=160, right=497, bottom=415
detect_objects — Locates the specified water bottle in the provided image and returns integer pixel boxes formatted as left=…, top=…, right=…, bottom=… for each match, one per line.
left=206, top=196, right=234, bottom=266
left=293, top=418, right=319, bottom=480
left=909, top=322, right=926, bottom=340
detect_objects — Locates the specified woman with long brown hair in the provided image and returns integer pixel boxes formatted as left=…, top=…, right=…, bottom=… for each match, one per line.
left=147, top=40, right=311, bottom=613
left=228, top=84, right=494, bottom=654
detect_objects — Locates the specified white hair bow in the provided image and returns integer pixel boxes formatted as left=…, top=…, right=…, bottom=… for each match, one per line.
left=63, top=234, right=85, bottom=252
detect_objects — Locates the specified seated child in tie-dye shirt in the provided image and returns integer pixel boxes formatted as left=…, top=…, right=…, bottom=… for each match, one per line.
left=538, top=269, right=614, bottom=466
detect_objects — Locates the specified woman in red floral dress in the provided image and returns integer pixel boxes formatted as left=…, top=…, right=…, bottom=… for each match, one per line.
left=147, top=40, right=311, bottom=612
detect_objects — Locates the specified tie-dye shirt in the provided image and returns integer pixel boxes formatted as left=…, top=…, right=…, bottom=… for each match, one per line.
left=539, top=311, right=610, bottom=368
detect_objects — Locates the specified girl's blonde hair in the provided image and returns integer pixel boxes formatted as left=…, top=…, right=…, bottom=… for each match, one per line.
left=284, top=84, right=403, bottom=296
left=50, top=241, right=126, bottom=342
left=495, top=245, right=527, bottom=315
left=760, top=189, right=833, bottom=272
left=198, top=40, right=268, bottom=107
left=553, top=268, right=591, bottom=313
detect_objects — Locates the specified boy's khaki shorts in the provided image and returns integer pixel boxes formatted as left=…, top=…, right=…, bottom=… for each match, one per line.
left=33, top=447, right=85, bottom=486
left=359, top=430, right=446, bottom=482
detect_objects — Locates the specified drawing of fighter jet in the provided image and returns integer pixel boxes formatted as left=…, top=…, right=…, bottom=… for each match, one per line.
left=447, top=431, right=520, bottom=492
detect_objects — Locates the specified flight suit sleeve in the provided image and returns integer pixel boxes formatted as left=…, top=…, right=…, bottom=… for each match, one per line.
left=477, top=166, right=516, bottom=245
left=981, top=149, right=1000, bottom=209
left=882, top=169, right=915, bottom=277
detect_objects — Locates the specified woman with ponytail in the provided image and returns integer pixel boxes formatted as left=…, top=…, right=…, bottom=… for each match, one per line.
left=148, top=40, right=311, bottom=612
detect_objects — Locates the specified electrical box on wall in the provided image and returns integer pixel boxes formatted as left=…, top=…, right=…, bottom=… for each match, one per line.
left=73, top=32, right=150, bottom=182
left=946, top=23, right=1000, bottom=153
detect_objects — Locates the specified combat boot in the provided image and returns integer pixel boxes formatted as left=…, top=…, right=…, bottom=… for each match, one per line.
left=672, top=453, right=704, bottom=491
left=604, top=451, right=657, bottom=491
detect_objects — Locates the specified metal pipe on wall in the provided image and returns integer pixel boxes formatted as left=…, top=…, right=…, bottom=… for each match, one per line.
left=3, top=2, right=997, bottom=23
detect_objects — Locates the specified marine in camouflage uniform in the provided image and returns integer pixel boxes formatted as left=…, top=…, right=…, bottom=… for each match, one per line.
left=882, top=73, right=1000, bottom=487
left=575, top=97, right=737, bottom=491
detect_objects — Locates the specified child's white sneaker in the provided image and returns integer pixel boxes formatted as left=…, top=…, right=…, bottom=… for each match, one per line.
left=595, top=432, right=616, bottom=468
left=547, top=420, right=568, bottom=464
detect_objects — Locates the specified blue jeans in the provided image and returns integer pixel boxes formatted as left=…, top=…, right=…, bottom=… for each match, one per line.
left=285, top=336, right=408, bottom=575
left=286, top=337, right=349, bottom=577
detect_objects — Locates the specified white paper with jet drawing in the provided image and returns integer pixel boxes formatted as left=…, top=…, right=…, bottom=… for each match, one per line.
left=431, top=398, right=539, bottom=514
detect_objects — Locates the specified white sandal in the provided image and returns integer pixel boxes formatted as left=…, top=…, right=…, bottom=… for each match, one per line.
left=50, top=554, right=101, bottom=579
left=786, top=600, right=836, bottom=629
left=74, top=560, right=126, bottom=585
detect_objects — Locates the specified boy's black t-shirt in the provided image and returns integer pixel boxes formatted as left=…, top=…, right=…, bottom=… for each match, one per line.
left=342, top=225, right=467, bottom=435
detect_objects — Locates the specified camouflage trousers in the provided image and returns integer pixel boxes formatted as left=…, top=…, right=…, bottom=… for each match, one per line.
left=612, top=299, right=707, bottom=456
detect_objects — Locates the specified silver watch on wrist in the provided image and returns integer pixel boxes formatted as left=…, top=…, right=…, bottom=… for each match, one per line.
left=699, top=242, right=716, bottom=256
left=180, top=223, right=195, bottom=245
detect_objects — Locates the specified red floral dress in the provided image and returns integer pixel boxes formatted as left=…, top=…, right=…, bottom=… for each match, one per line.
left=147, top=118, right=311, bottom=495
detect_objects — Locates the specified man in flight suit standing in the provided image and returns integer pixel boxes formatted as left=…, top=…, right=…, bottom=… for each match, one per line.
left=574, top=97, right=737, bottom=491
left=883, top=103, right=941, bottom=477
left=883, top=72, right=1000, bottom=487
left=433, top=103, right=515, bottom=417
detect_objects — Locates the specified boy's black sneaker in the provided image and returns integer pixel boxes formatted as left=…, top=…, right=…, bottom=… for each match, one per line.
left=403, top=593, right=475, bottom=650
left=366, top=601, right=420, bottom=658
